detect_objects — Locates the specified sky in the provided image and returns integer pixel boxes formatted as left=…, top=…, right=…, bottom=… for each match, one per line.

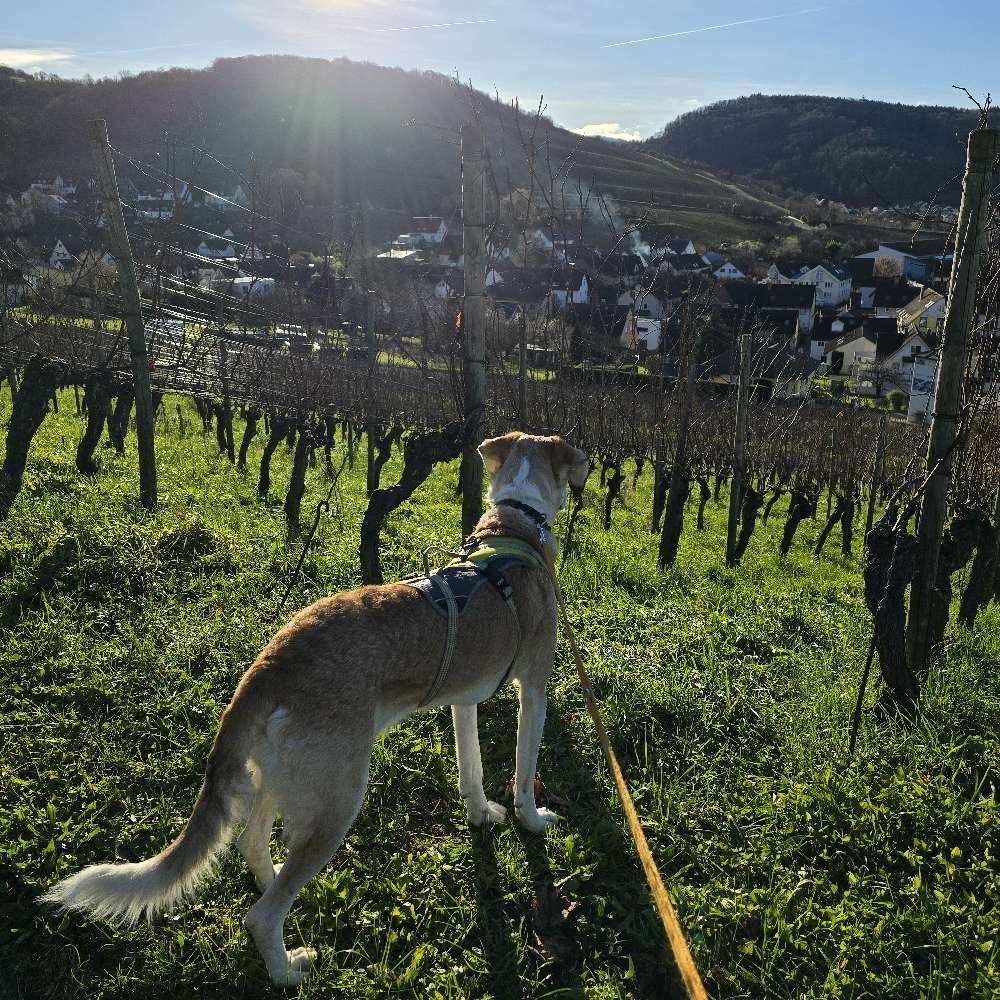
left=3, top=1, right=998, bottom=140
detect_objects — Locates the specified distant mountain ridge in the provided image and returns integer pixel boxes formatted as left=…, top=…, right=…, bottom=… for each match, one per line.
left=645, top=94, right=983, bottom=207
left=0, top=55, right=775, bottom=238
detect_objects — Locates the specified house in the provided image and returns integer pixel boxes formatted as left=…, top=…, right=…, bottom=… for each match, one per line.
left=657, top=237, right=696, bottom=256
left=872, top=277, right=920, bottom=318
left=664, top=253, right=710, bottom=276
left=898, top=287, right=946, bottom=335
left=810, top=313, right=864, bottom=361
left=23, top=176, right=77, bottom=210
left=718, top=280, right=817, bottom=334
left=231, top=276, right=276, bottom=298
left=822, top=330, right=876, bottom=377
left=711, top=338, right=819, bottom=399
left=856, top=237, right=953, bottom=282
left=411, top=216, right=448, bottom=244
left=551, top=269, right=590, bottom=309
left=620, top=312, right=663, bottom=353
left=713, top=261, right=746, bottom=281
left=845, top=257, right=878, bottom=310
left=880, top=329, right=938, bottom=374
left=49, top=238, right=82, bottom=269
left=196, top=239, right=238, bottom=260
left=617, top=285, right=667, bottom=319
left=601, top=252, right=647, bottom=288
left=791, top=262, right=852, bottom=307
left=767, top=260, right=852, bottom=307
left=529, top=226, right=574, bottom=254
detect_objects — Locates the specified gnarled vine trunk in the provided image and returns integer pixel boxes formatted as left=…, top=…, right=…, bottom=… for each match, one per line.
left=76, top=373, right=113, bottom=475
left=0, top=355, right=65, bottom=519
left=359, top=422, right=465, bottom=585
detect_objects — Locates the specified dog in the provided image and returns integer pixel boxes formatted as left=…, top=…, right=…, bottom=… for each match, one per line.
left=42, top=431, right=589, bottom=986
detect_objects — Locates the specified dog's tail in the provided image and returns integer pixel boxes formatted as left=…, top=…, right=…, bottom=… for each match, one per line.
left=40, top=684, right=267, bottom=925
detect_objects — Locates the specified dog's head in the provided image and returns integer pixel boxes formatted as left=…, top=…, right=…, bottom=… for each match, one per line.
left=479, top=432, right=590, bottom=521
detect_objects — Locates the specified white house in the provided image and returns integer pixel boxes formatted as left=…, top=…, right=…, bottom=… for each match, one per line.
left=621, top=312, right=662, bottom=352
left=49, top=239, right=79, bottom=269
left=880, top=330, right=937, bottom=376
left=196, top=239, right=237, bottom=260
left=49, top=239, right=117, bottom=271
left=485, top=267, right=503, bottom=287
left=231, top=276, right=276, bottom=298
left=767, top=261, right=851, bottom=307
left=657, top=237, right=696, bottom=256
left=411, top=216, right=448, bottom=243
left=810, top=316, right=861, bottom=361
left=617, top=287, right=667, bottom=319
left=822, top=330, right=876, bottom=376
left=793, top=262, right=852, bottom=307
left=551, top=271, right=589, bottom=309
left=713, top=261, right=745, bottom=281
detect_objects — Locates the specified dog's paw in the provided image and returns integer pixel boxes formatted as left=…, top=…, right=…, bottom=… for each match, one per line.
left=469, top=800, right=508, bottom=827
left=515, top=806, right=560, bottom=834
left=273, top=947, right=317, bottom=988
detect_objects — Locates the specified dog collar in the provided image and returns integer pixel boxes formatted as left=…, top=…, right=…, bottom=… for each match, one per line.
left=496, top=499, right=550, bottom=543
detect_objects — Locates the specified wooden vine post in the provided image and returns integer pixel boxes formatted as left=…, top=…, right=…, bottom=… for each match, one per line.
left=460, top=123, right=487, bottom=535
left=726, top=333, right=752, bottom=566
left=906, top=127, right=999, bottom=672
left=863, top=413, right=887, bottom=550
left=88, top=118, right=158, bottom=509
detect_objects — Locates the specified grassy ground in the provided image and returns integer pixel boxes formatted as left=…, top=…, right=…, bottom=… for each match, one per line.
left=1, top=390, right=998, bottom=999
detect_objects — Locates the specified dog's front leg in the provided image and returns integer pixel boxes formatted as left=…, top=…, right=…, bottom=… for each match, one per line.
left=452, top=704, right=507, bottom=826
left=513, top=680, right=559, bottom=833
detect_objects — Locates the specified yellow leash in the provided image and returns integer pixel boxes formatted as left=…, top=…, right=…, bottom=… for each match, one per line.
left=550, top=570, right=709, bottom=1000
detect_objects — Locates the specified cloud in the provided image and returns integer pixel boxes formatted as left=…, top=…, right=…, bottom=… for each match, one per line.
left=570, top=122, right=642, bottom=142
left=0, top=47, right=72, bottom=69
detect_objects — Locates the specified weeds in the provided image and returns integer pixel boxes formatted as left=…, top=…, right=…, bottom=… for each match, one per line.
left=1, top=389, right=998, bottom=998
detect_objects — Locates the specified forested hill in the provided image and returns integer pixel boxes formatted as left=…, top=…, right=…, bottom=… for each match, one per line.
left=646, top=95, right=982, bottom=206
left=0, top=55, right=762, bottom=225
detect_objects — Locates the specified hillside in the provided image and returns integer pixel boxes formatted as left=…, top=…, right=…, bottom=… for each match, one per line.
left=0, top=56, right=781, bottom=245
left=647, top=94, right=982, bottom=207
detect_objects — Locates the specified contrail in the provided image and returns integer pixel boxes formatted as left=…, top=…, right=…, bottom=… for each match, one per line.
left=601, top=6, right=830, bottom=48
left=373, top=18, right=497, bottom=33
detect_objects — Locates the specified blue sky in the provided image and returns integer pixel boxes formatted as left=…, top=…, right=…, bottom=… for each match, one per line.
left=2, top=1, right=996, bottom=139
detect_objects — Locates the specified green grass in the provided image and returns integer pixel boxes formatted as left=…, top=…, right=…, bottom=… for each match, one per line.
left=1, top=389, right=999, bottom=999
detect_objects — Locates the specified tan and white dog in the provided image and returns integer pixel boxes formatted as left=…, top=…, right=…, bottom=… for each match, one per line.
left=42, top=432, right=589, bottom=987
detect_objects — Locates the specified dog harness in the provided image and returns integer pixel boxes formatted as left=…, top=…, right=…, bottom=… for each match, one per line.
left=401, top=532, right=549, bottom=708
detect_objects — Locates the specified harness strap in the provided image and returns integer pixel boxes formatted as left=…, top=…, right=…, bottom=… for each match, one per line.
left=418, top=571, right=460, bottom=708
left=475, top=560, right=524, bottom=697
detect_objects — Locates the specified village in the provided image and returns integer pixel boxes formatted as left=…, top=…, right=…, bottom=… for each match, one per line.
left=0, top=169, right=983, bottom=428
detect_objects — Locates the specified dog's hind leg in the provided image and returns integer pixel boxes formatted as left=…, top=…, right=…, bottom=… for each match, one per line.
left=452, top=704, right=507, bottom=827
left=513, top=679, right=559, bottom=834
left=243, top=751, right=370, bottom=987
left=237, top=788, right=277, bottom=891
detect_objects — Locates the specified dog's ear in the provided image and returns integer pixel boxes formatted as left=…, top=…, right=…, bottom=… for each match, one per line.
left=548, top=437, right=590, bottom=490
left=478, top=432, right=521, bottom=476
